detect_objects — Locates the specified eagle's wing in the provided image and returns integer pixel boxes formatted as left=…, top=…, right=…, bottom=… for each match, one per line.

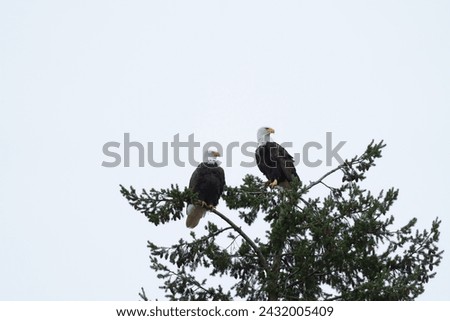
left=189, top=165, right=200, bottom=189
left=186, top=165, right=206, bottom=228
left=274, top=142, right=299, bottom=182
left=216, top=166, right=226, bottom=195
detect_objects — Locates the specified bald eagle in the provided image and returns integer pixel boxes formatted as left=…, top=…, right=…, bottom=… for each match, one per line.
left=255, top=127, right=299, bottom=188
left=186, top=149, right=225, bottom=228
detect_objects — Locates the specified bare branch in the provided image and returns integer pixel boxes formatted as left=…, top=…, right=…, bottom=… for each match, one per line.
left=305, top=164, right=344, bottom=191
left=211, top=208, right=270, bottom=275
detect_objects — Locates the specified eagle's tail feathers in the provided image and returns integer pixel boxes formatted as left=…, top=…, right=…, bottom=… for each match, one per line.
left=186, top=204, right=207, bottom=228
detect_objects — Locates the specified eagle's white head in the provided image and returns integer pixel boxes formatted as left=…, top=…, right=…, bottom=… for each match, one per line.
left=257, top=127, right=275, bottom=146
left=203, top=148, right=221, bottom=165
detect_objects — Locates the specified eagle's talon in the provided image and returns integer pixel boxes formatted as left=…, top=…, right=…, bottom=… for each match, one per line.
left=269, top=179, right=278, bottom=189
left=197, top=201, right=215, bottom=210
left=196, top=200, right=208, bottom=208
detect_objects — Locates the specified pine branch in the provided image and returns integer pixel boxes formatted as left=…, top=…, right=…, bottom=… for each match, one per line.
left=305, top=140, right=386, bottom=191
left=139, top=287, right=148, bottom=301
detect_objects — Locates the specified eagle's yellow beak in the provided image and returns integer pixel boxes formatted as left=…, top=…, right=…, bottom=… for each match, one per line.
left=212, top=151, right=221, bottom=157
left=267, top=128, right=275, bottom=134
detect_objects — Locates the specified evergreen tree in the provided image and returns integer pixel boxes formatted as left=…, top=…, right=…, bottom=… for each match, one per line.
left=120, top=141, right=442, bottom=300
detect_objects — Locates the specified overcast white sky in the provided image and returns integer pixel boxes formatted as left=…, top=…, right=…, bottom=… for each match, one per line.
left=1, top=0, right=449, bottom=300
